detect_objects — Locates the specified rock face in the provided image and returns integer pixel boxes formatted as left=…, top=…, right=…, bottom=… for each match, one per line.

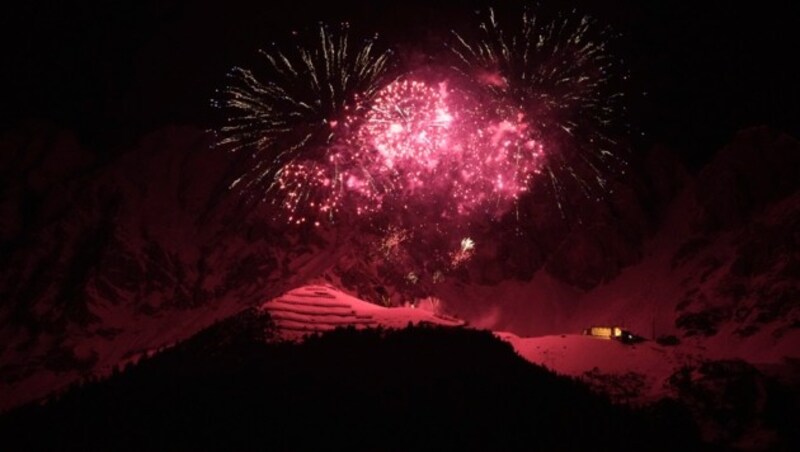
left=655, top=128, right=800, bottom=346
left=672, top=191, right=800, bottom=342
left=696, top=127, right=800, bottom=229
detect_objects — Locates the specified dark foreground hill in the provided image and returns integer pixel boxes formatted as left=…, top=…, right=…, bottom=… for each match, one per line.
left=1, top=317, right=702, bottom=451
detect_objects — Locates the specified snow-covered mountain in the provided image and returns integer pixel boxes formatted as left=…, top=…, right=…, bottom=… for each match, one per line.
left=257, top=283, right=705, bottom=403
left=1, top=123, right=798, bottom=414
left=432, top=127, right=800, bottom=364
left=0, top=123, right=337, bottom=409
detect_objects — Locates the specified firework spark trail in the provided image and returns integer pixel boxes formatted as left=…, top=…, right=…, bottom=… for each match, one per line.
left=212, top=23, right=394, bottom=220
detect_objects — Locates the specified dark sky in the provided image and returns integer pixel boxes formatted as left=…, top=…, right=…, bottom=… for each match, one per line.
left=2, top=0, right=798, bottom=165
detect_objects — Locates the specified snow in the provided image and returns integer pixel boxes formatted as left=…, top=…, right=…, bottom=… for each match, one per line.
left=260, top=285, right=465, bottom=341
left=434, top=185, right=800, bottom=372
left=261, top=284, right=798, bottom=404
left=261, top=285, right=707, bottom=403
left=4, top=281, right=790, bottom=411
left=496, top=332, right=706, bottom=401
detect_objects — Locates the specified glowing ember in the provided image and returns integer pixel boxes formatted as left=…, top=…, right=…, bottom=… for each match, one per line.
left=450, top=237, right=476, bottom=267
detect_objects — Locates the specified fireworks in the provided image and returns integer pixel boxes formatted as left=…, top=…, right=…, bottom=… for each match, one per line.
left=450, top=237, right=476, bottom=268
left=354, top=77, right=545, bottom=218
left=358, top=79, right=455, bottom=172
left=212, top=23, right=393, bottom=219
left=448, top=5, right=628, bottom=206
left=378, top=226, right=410, bottom=259
left=214, top=5, right=627, bottom=226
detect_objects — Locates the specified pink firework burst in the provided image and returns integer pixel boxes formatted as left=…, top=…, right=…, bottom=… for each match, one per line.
left=457, top=108, right=545, bottom=215
left=271, top=140, right=386, bottom=225
left=353, top=77, right=547, bottom=218
left=267, top=76, right=548, bottom=226
left=358, top=79, right=457, bottom=172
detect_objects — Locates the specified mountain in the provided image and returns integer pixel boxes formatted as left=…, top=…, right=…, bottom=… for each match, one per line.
left=431, top=127, right=800, bottom=363
left=0, top=123, right=336, bottom=410
left=0, top=320, right=705, bottom=451
left=1, top=123, right=799, bottom=422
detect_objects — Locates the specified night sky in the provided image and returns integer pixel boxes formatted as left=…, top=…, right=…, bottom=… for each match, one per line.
left=2, top=0, right=798, bottom=165
left=1, top=3, right=799, bottom=447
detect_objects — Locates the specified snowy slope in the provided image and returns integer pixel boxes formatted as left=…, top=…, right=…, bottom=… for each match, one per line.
left=2, top=125, right=797, bottom=415
left=434, top=128, right=800, bottom=368
left=260, top=284, right=465, bottom=341
left=260, top=285, right=699, bottom=403
left=496, top=332, right=704, bottom=402
left=564, top=187, right=800, bottom=365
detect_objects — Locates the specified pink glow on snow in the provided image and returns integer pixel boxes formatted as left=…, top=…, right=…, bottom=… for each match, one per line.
left=261, top=285, right=465, bottom=341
